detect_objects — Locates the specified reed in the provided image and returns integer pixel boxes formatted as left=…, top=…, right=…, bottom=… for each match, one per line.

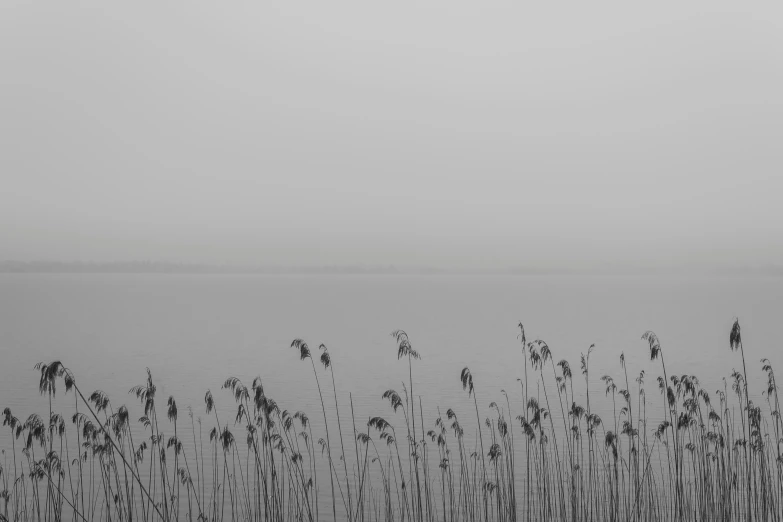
left=1, top=320, right=781, bottom=522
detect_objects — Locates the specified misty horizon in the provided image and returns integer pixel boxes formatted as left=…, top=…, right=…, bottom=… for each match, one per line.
left=4, top=4, right=783, bottom=520
left=3, top=258, right=783, bottom=276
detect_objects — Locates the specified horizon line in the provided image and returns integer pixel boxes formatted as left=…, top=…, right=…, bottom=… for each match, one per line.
left=2, top=260, right=782, bottom=277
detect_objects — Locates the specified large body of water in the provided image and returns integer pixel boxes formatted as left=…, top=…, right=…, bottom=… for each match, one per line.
left=1, top=273, right=781, bottom=521
left=1, top=273, right=780, bottom=434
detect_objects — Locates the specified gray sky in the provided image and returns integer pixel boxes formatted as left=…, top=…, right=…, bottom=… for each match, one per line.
left=2, top=1, right=782, bottom=270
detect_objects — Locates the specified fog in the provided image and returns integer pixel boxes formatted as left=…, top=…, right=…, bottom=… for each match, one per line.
left=2, top=1, right=782, bottom=270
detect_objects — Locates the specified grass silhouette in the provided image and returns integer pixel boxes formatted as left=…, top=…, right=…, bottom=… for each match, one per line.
left=1, top=319, right=781, bottom=522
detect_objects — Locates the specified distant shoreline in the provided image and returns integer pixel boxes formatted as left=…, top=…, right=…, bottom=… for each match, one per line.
left=1, top=261, right=782, bottom=277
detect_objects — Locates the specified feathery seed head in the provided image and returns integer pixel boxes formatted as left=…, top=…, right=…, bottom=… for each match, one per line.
left=730, top=319, right=742, bottom=351
left=539, top=341, right=551, bottom=364
left=291, top=339, right=311, bottom=360
left=517, top=323, right=526, bottom=347
left=460, top=367, right=474, bottom=396
left=391, top=330, right=420, bottom=360
left=320, top=351, right=331, bottom=369
left=167, top=396, right=178, bottom=422
left=642, top=331, right=661, bottom=360
left=557, top=360, right=572, bottom=379
left=382, top=390, right=404, bottom=413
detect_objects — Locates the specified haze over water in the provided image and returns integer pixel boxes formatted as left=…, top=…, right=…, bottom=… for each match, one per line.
left=2, top=272, right=780, bottom=445
left=3, top=2, right=783, bottom=521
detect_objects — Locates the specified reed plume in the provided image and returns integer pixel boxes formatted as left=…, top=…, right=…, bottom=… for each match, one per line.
left=2, top=320, right=781, bottom=522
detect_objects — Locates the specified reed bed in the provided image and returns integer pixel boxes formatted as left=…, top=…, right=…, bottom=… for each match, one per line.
left=1, top=319, right=781, bottom=522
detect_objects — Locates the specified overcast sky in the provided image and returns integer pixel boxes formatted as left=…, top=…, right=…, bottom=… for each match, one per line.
left=1, top=1, right=782, bottom=270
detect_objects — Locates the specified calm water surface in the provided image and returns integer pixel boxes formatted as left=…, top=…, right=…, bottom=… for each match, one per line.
left=1, top=273, right=780, bottom=432
left=1, top=273, right=781, bottom=521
